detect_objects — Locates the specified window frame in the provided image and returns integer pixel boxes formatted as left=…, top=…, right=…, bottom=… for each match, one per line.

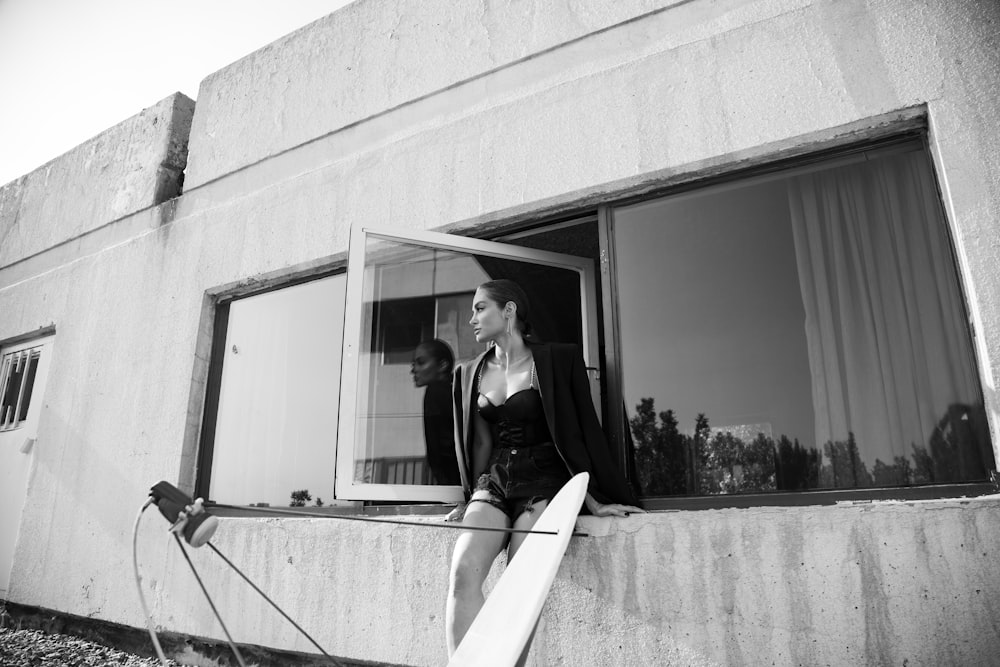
left=0, top=334, right=54, bottom=436
left=598, top=134, right=997, bottom=508
left=194, top=271, right=346, bottom=504
left=334, top=225, right=600, bottom=502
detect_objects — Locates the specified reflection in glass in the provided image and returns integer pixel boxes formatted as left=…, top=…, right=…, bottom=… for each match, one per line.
left=412, top=339, right=461, bottom=485
left=615, top=145, right=991, bottom=497
left=351, top=237, right=583, bottom=487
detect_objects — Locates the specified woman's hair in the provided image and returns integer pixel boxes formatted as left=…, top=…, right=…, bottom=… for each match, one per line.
left=478, top=279, right=534, bottom=338
left=418, top=339, right=455, bottom=374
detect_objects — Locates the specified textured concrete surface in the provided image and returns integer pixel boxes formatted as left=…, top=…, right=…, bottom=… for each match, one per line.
left=183, top=0, right=688, bottom=189
left=1, top=0, right=999, bottom=665
left=0, top=93, right=194, bottom=268
left=114, top=497, right=1000, bottom=666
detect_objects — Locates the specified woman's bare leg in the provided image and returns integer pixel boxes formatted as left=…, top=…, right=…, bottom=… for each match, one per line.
left=507, top=499, right=548, bottom=562
left=446, top=501, right=509, bottom=655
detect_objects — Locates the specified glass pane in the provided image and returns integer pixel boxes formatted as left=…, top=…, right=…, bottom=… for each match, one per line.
left=0, top=356, right=13, bottom=426
left=1, top=353, right=25, bottom=430
left=209, top=274, right=345, bottom=507
left=614, top=146, right=991, bottom=497
left=17, top=353, right=39, bottom=422
left=349, top=236, right=584, bottom=487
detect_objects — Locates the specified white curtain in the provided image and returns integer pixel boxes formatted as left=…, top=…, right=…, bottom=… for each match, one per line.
left=210, top=277, right=344, bottom=505
left=786, top=148, right=984, bottom=480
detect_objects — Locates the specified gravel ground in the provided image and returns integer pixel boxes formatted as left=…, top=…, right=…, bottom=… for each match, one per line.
left=0, top=627, right=179, bottom=666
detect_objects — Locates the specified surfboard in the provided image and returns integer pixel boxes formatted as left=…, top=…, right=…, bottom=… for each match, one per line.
left=447, top=471, right=590, bottom=667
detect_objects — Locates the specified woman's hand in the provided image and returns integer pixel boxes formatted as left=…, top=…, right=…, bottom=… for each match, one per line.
left=445, top=502, right=467, bottom=523
left=584, top=494, right=645, bottom=517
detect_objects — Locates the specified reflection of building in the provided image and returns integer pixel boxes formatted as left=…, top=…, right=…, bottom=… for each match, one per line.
left=360, top=253, right=482, bottom=473
left=687, top=423, right=774, bottom=443
left=3, top=2, right=1000, bottom=665
left=714, top=423, right=772, bottom=443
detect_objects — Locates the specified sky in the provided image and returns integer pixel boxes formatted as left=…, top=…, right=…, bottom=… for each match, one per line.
left=0, top=0, right=354, bottom=186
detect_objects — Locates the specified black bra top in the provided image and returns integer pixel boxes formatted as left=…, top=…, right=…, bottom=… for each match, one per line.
left=477, top=360, right=552, bottom=448
left=478, top=387, right=544, bottom=424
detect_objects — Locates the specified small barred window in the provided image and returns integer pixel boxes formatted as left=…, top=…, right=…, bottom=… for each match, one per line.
left=1, top=346, right=41, bottom=431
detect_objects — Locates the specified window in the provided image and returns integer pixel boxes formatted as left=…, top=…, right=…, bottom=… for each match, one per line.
left=611, top=140, right=992, bottom=499
left=197, top=227, right=598, bottom=506
left=197, top=136, right=991, bottom=509
left=336, top=227, right=598, bottom=502
left=0, top=338, right=50, bottom=432
left=199, top=274, right=348, bottom=508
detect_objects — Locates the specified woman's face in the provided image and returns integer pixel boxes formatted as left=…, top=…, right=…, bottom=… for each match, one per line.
left=411, top=345, right=446, bottom=387
left=469, top=288, right=507, bottom=343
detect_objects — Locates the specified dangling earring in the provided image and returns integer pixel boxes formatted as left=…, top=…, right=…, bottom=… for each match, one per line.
left=506, top=316, right=513, bottom=336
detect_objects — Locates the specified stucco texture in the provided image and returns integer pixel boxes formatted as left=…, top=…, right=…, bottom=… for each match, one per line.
left=183, top=0, right=690, bottom=190
left=2, top=0, right=1000, bottom=665
left=119, top=499, right=1000, bottom=666
left=0, top=93, right=193, bottom=269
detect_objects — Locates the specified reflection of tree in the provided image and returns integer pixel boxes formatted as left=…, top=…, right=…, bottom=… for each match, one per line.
left=290, top=489, right=311, bottom=507
left=921, top=402, right=990, bottom=483
left=820, top=433, right=872, bottom=488
left=629, top=398, right=991, bottom=496
left=630, top=399, right=689, bottom=495
left=774, top=436, right=820, bottom=490
left=873, top=456, right=912, bottom=486
left=629, top=403, right=777, bottom=496
left=742, top=434, right=779, bottom=491
left=289, top=489, right=325, bottom=507
left=696, top=427, right=776, bottom=495
left=872, top=403, right=989, bottom=486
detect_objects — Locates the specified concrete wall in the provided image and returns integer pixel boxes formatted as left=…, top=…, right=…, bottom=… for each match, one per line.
left=0, top=94, right=194, bottom=268
left=122, top=497, right=1000, bottom=666
left=1, top=0, right=999, bottom=665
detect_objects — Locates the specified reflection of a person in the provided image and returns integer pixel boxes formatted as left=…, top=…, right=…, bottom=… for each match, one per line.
left=411, top=340, right=461, bottom=486
left=445, top=279, right=644, bottom=656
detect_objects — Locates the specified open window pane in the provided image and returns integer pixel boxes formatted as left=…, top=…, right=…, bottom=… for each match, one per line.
left=614, top=143, right=992, bottom=497
left=337, top=227, right=598, bottom=501
left=208, top=274, right=346, bottom=507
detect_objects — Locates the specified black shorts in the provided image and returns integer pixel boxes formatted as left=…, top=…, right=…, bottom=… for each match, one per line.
left=469, top=443, right=571, bottom=520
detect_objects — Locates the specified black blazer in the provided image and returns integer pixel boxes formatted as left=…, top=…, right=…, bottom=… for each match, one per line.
left=452, top=341, right=638, bottom=507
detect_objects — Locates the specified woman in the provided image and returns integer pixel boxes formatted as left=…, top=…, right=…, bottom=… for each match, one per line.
left=445, top=279, right=643, bottom=655
left=411, top=339, right=461, bottom=486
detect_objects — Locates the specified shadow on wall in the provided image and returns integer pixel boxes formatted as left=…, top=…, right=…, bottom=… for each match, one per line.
left=7, top=408, right=161, bottom=610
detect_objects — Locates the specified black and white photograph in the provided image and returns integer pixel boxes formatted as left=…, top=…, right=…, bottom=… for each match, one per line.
left=2, top=1, right=1000, bottom=665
